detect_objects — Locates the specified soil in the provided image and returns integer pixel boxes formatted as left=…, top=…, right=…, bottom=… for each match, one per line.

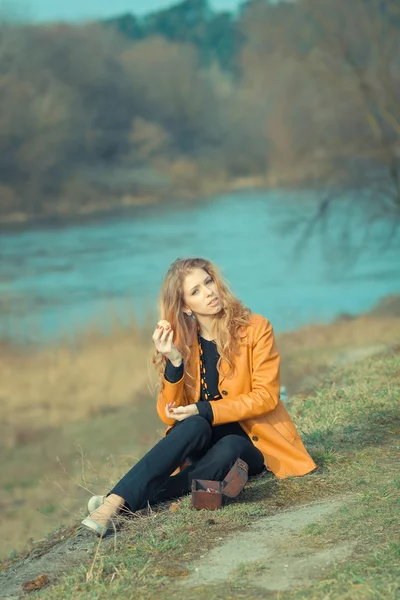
left=0, top=526, right=109, bottom=598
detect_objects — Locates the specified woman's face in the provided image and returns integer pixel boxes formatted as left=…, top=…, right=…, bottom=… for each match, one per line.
left=182, top=268, right=221, bottom=317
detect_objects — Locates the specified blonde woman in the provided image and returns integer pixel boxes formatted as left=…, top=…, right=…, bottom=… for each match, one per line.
left=82, top=258, right=316, bottom=536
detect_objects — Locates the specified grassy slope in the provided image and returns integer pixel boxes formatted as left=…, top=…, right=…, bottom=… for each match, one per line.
left=0, top=307, right=399, bottom=559
left=23, top=345, right=399, bottom=599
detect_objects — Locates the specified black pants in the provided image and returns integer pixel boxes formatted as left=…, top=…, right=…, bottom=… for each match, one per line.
left=109, top=415, right=265, bottom=512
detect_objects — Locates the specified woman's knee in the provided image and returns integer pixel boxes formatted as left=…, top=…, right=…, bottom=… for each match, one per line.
left=216, top=435, right=265, bottom=476
left=176, top=415, right=212, bottom=439
left=214, top=434, right=249, bottom=459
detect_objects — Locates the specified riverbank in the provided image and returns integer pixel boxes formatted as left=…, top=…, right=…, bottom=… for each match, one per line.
left=0, top=307, right=398, bottom=598
left=0, top=173, right=267, bottom=230
left=0, top=157, right=334, bottom=230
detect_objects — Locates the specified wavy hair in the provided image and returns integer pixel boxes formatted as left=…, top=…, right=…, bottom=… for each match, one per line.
left=153, top=258, right=251, bottom=393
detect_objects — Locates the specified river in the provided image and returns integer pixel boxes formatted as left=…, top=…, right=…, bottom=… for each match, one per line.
left=1, top=189, right=399, bottom=345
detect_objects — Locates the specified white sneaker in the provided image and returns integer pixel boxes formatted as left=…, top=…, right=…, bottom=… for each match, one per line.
left=87, top=494, right=105, bottom=514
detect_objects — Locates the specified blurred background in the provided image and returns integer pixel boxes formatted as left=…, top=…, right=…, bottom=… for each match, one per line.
left=0, top=0, right=399, bottom=560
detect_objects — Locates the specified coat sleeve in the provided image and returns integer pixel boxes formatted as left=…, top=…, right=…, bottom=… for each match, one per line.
left=210, top=318, right=280, bottom=425
left=156, top=371, right=189, bottom=426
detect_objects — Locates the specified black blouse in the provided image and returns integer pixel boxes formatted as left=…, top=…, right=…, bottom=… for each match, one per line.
left=164, top=337, right=252, bottom=442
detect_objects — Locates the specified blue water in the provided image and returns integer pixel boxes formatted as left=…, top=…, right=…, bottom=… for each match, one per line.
left=1, top=190, right=399, bottom=345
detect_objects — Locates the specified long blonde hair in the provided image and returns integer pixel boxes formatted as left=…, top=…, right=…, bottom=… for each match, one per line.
left=153, top=258, right=251, bottom=390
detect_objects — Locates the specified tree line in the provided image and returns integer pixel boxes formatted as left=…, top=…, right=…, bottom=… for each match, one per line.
left=0, top=0, right=399, bottom=223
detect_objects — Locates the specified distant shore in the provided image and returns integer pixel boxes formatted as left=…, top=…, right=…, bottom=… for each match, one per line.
left=0, top=176, right=266, bottom=231
left=0, top=159, right=337, bottom=231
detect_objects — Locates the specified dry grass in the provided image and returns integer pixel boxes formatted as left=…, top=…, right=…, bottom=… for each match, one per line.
left=0, top=399, right=163, bottom=559
left=0, top=324, right=156, bottom=450
left=0, top=315, right=161, bottom=558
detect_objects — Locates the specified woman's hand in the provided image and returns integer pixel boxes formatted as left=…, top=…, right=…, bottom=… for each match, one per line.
left=153, top=321, right=183, bottom=366
left=165, top=402, right=199, bottom=421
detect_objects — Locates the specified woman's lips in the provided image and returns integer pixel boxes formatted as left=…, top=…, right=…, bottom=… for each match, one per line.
left=208, top=297, right=219, bottom=306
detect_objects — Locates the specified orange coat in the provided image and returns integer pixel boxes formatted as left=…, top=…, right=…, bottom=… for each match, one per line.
left=157, top=314, right=316, bottom=479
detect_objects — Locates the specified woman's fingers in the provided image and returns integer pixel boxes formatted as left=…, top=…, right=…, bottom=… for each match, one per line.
left=154, top=325, right=171, bottom=340
left=165, top=402, right=192, bottom=422
left=165, top=401, right=176, bottom=418
left=153, top=326, right=169, bottom=351
left=153, top=324, right=173, bottom=352
left=152, top=326, right=163, bottom=341
left=169, top=406, right=192, bottom=420
left=160, top=329, right=170, bottom=342
left=165, top=329, right=174, bottom=349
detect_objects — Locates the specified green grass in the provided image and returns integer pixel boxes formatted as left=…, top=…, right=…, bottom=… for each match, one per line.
left=12, top=348, right=400, bottom=598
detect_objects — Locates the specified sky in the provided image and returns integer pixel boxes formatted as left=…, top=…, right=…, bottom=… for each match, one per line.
left=6, top=1, right=242, bottom=23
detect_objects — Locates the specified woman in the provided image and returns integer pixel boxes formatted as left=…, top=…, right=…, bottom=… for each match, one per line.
left=82, top=257, right=316, bottom=536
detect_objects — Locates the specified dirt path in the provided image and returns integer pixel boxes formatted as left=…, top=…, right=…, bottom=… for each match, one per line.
left=0, top=497, right=353, bottom=598
left=178, top=498, right=354, bottom=593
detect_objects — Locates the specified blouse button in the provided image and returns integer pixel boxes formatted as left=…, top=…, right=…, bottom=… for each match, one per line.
left=221, top=390, right=228, bottom=396
left=252, top=435, right=259, bottom=442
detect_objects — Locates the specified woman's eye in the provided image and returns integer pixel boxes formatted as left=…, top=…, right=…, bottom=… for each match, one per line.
left=206, top=278, right=213, bottom=284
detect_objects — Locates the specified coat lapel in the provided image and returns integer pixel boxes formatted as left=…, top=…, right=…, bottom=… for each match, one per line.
left=218, top=363, right=227, bottom=388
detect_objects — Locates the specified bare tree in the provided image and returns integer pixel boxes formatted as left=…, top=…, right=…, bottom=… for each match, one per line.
left=237, top=1, right=346, bottom=182
left=239, top=0, right=400, bottom=215
left=299, top=0, right=400, bottom=216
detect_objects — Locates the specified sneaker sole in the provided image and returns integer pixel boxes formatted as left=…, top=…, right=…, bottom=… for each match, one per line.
left=81, top=517, right=108, bottom=538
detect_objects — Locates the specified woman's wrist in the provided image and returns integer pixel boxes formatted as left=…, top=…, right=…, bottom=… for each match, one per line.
left=169, top=357, right=183, bottom=367
left=164, top=359, right=183, bottom=383
left=165, top=351, right=183, bottom=367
